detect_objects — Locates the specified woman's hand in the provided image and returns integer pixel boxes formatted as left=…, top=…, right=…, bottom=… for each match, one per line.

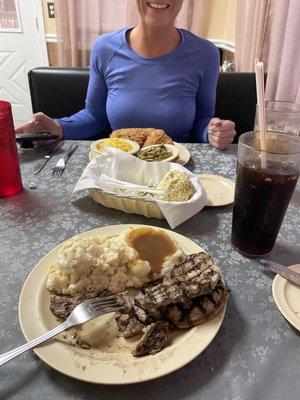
left=208, top=118, right=236, bottom=150
left=15, top=112, right=63, bottom=140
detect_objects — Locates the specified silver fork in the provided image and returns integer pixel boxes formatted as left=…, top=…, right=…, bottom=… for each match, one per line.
left=52, top=143, right=78, bottom=177
left=0, top=295, right=119, bottom=366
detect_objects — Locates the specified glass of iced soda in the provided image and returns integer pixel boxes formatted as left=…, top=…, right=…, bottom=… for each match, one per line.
left=231, top=131, right=300, bottom=257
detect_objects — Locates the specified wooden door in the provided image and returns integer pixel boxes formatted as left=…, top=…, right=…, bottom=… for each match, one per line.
left=0, top=0, right=48, bottom=125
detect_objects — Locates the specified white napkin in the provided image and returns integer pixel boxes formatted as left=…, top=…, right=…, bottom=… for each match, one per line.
left=72, top=148, right=207, bottom=228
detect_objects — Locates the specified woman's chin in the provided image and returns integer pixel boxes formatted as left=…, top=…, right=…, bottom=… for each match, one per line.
left=144, top=16, right=173, bottom=29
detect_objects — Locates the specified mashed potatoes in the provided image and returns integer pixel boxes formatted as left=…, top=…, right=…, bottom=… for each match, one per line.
left=122, top=227, right=183, bottom=278
left=47, top=227, right=183, bottom=296
left=46, top=234, right=151, bottom=295
left=156, top=171, right=195, bottom=202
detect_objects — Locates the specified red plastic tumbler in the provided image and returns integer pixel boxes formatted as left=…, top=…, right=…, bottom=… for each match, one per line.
left=0, top=101, right=23, bottom=197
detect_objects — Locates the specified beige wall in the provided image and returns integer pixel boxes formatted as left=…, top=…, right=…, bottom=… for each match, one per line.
left=41, top=1, right=57, bottom=66
left=41, top=0, right=56, bottom=35
left=40, top=0, right=236, bottom=42
left=205, top=0, right=237, bottom=43
left=41, top=0, right=236, bottom=65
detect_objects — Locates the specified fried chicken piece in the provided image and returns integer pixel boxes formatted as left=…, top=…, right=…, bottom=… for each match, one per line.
left=110, top=128, right=149, bottom=147
left=143, top=130, right=173, bottom=147
left=110, top=127, right=173, bottom=147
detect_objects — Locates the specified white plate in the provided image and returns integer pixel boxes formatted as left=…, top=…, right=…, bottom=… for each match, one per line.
left=89, top=141, right=191, bottom=165
left=197, top=174, right=235, bottom=207
left=19, top=224, right=226, bottom=385
left=137, top=144, right=179, bottom=162
left=90, top=138, right=140, bottom=155
left=174, top=142, right=191, bottom=165
left=272, top=264, right=300, bottom=331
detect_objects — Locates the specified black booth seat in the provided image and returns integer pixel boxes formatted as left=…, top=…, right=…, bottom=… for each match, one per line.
left=28, top=68, right=260, bottom=141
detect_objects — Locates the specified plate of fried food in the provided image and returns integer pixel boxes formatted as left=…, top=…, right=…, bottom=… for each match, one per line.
left=89, top=128, right=191, bottom=165
left=19, top=225, right=229, bottom=384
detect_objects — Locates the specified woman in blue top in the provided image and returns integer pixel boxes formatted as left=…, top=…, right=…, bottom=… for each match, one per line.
left=17, top=0, right=236, bottom=149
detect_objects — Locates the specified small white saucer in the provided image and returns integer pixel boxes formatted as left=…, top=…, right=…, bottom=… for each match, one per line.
left=174, top=142, right=191, bottom=165
left=272, top=264, right=300, bottom=331
left=197, top=174, right=235, bottom=207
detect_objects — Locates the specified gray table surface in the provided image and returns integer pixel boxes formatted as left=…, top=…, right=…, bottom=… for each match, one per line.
left=0, top=142, right=299, bottom=400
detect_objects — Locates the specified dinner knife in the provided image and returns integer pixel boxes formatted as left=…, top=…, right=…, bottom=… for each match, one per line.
left=33, top=141, right=64, bottom=175
left=258, top=259, right=300, bottom=286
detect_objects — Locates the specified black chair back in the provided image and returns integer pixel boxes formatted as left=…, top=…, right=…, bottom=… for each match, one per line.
left=28, top=68, right=89, bottom=119
left=215, top=72, right=261, bottom=139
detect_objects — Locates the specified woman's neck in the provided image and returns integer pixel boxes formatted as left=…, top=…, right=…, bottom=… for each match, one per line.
left=128, top=24, right=181, bottom=58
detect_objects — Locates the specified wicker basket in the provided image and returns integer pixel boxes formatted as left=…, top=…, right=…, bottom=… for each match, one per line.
left=89, top=188, right=165, bottom=219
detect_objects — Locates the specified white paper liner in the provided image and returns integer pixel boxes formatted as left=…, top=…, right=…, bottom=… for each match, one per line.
left=72, top=148, right=207, bottom=228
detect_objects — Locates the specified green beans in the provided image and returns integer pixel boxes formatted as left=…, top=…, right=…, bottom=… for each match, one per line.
left=138, top=145, right=173, bottom=161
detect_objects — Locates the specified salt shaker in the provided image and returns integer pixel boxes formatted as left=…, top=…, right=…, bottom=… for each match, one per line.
left=0, top=101, right=23, bottom=197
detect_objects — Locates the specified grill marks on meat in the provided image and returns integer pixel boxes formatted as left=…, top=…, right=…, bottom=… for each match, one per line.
left=160, top=279, right=230, bottom=329
left=132, top=322, right=171, bottom=357
left=115, top=291, right=133, bottom=314
left=135, top=252, right=220, bottom=310
left=115, top=252, right=229, bottom=357
left=50, top=292, right=100, bottom=320
left=115, top=291, right=159, bottom=338
left=133, top=303, right=155, bottom=324
left=115, top=314, right=143, bottom=338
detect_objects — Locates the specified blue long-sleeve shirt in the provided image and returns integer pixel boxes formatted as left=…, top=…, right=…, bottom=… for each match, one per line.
left=58, top=28, right=220, bottom=142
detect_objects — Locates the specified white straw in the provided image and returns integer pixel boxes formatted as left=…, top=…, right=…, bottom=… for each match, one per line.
left=255, top=60, right=267, bottom=168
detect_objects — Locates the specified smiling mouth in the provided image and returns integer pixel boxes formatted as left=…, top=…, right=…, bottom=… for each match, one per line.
left=147, top=2, right=169, bottom=10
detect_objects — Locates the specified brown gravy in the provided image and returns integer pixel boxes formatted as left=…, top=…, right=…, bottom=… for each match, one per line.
left=126, top=227, right=177, bottom=275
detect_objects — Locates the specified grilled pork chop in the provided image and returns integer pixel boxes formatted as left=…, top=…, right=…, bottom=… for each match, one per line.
left=50, top=291, right=107, bottom=320
left=115, top=279, right=229, bottom=335
left=115, top=314, right=143, bottom=338
left=160, top=279, right=229, bottom=328
left=135, top=252, right=220, bottom=311
left=132, top=322, right=171, bottom=357
left=115, top=253, right=229, bottom=357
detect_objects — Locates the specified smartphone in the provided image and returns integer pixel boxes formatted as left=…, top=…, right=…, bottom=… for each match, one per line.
left=15, top=132, right=59, bottom=142
left=15, top=132, right=59, bottom=148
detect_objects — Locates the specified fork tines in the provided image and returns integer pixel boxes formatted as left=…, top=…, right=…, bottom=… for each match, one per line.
left=52, top=166, right=64, bottom=177
left=90, top=295, right=120, bottom=312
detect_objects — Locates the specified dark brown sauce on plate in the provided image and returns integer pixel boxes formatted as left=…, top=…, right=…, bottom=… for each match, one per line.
left=126, top=227, right=177, bottom=276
